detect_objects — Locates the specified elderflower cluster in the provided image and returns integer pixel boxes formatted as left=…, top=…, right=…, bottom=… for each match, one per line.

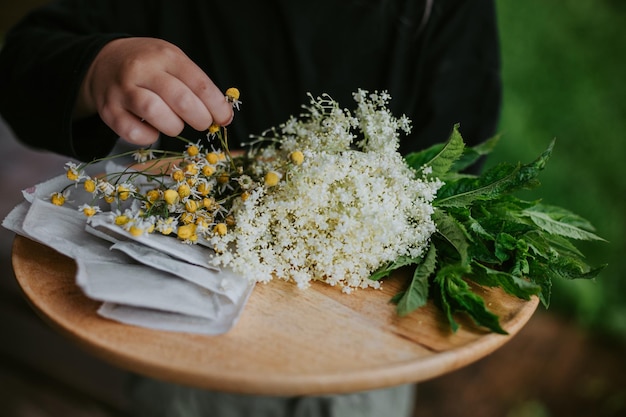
left=209, top=90, right=442, bottom=292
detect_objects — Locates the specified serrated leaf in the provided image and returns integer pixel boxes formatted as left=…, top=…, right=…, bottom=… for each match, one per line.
left=526, top=260, right=556, bottom=307
left=405, top=124, right=465, bottom=178
left=494, top=232, right=518, bottom=262
left=449, top=283, right=507, bottom=335
left=433, top=209, right=470, bottom=266
left=534, top=232, right=585, bottom=259
left=434, top=265, right=463, bottom=332
left=523, top=205, right=606, bottom=241
left=435, top=140, right=555, bottom=208
left=396, top=245, right=437, bottom=316
left=471, top=262, right=541, bottom=300
left=435, top=266, right=506, bottom=334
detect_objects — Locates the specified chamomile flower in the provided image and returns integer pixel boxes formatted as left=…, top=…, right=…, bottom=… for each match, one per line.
left=116, top=183, right=136, bottom=201
left=155, top=217, right=176, bottom=235
left=207, top=123, right=221, bottom=139
left=225, top=87, right=242, bottom=110
left=65, top=162, right=85, bottom=183
left=50, top=190, right=70, bottom=206
left=83, top=178, right=97, bottom=194
left=132, top=148, right=155, bottom=163
left=78, top=204, right=101, bottom=217
left=177, top=223, right=198, bottom=243
left=185, top=142, right=202, bottom=158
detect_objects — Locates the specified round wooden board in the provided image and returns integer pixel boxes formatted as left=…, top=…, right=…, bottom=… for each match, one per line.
left=12, top=235, right=538, bottom=396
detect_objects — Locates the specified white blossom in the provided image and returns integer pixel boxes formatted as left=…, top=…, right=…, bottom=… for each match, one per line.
left=211, top=91, right=442, bottom=292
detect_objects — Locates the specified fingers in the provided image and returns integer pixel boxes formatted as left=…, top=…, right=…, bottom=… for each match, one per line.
left=138, top=71, right=214, bottom=132
left=173, top=66, right=235, bottom=127
left=99, top=95, right=161, bottom=146
left=81, top=38, right=236, bottom=146
left=161, top=54, right=234, bottom=128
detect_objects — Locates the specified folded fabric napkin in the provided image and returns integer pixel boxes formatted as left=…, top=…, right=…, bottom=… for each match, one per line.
left=3, top=172, right=254, bottom=335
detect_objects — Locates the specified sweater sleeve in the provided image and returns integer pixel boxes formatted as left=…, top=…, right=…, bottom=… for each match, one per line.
left=0, top=1, right=141, bottom=161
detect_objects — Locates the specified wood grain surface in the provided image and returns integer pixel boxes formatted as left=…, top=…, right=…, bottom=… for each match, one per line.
left=11, top=235, right=538, bottom=396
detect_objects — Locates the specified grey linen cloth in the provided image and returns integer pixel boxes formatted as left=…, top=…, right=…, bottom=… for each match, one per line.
left=3, top=173, right=254, bottom=335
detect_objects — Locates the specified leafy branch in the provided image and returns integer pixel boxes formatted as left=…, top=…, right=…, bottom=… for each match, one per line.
left=381, top=125, right=606, bottom=333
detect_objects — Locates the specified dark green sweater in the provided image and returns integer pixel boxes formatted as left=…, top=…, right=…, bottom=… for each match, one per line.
left=0, top=0, right=501, bottom=161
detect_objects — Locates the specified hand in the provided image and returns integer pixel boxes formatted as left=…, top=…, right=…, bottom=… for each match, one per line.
left=74, top=37, right=234, bottom=146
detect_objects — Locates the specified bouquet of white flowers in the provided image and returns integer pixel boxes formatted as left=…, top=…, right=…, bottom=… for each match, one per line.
left=53, top=89, right=606, bottom=334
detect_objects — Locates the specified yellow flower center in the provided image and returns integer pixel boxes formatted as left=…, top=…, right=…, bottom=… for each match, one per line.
left=206, top=153, right=219, bottom=165
left=208, top=123, right=220, bottom=135
left=290, top=151, right=305, bottom=165
left=225, top=87, right=240, bottom=101
left=187, top=144, right=200, bottom=157
left=146, top=189, right=160, bottom=202
left=180, top=212, right=195, bottom=224
left=185, top=200, right=199, bottom=213
left=163, top=189, right=180, bottom=205
left=178, top=184, right=191, bottom=198
left=264, top=171, right=281, bottom=187
left=66, top=169, right=79, bottom=182
left=115, top=215, right=129, bottom=225
left=203, top=197, right=215, bottom=210
left=197, top=182, right=212, bottom=196
left=172, top=170, right=185, bottom=182
left=177, top=224, right=197, bottom=241
left=50, top=193, right=65, bottom=206
left=129, top=225, right=144, bottom=237
left=82, top=207, right=97, bottom=217
left=201, top=165, right=215, bottom=177
left=213, top=223, right=228, bottom=236
left=117, top=185, right=131, bottom=201
left=184, top=163, right=198, bottom=176
left=83, top=179, right=96, bottom=193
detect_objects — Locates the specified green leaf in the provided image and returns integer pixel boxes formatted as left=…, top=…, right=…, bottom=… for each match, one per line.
left=452, top=134, right=501, bottom=172
left=370, top=255, right=420, bottom=281
left=435, top=266, right=507, bottom=334
left=449, top=284, right=508, bottom=335
left=404, top=144, right=445, bottom=172
left=471, top=262, right=542, bottom=300
left=494, top=232, right=518, bottom=262
left=433, top=209, right=470, bottom=266
left=522, top=205, right=606, bottom=241
left=526, top=260, right=556, bottom=307
left=435, top=140, right=555, bottom=208
left=434, top=265, right=465, bottom=333
left=396, top=245, right=437, bottom=316
left=405, top=124, right=465, bottom=178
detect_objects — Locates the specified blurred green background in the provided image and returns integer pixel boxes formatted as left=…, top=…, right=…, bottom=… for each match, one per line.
left=493, top=0, right=626, bottom=339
